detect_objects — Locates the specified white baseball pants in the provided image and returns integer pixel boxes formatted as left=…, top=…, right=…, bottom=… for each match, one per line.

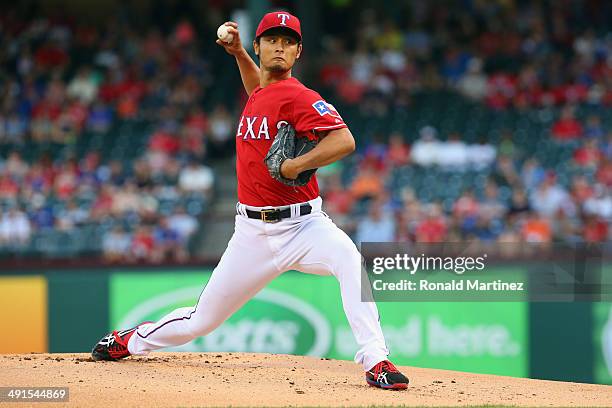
left=127, top=196, right=389, bottom=370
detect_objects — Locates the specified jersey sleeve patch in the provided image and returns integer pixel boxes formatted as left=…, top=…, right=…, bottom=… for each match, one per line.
left=312, top=100, right=342, bottom=119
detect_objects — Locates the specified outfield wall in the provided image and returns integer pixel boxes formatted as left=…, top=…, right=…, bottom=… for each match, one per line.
left=0, top=267, right=608, bottom=384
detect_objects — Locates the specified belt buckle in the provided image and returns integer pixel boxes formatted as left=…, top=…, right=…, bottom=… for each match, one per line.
left=261, top=209, right=279, bottom=223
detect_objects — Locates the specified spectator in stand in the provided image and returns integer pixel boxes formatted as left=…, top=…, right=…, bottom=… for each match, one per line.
left=0, top=170, right=19, bottom=200
left=387, top=132, right=410, bottom=167
left=168, top=206, right=199, bottom=244
left=583, top=215, right=609, bottom=243
left=453, top=189, right=480, bottom=220
left=102, top=226, right=131, bottom=263
left=467, top=137, right=497, bottom=170
left=583, top=184, right=612, bottom=220
left=133, top=159, right=154, bottom=189
left=5, top=151, right=28, bottom=180
left=584, top=115, right=605, bottom=140
left=349, top=163, right=384, bottom=201
left=130, top=225, right=155, bottom=262
left=321, top=173, right=354, bottom=216
left=508, top=189, right=531, bottom=218
left=602, top=133, right=612, bottom=160
left=530, top=172, right=575, bottom=218
left=399, top=187, right=422, bottom=231
left=521, top=212, right=552, bottom=243
left=470, top=215, right=502, bottom=243
left=597, top=158, right=612, bottom=187
left=355, top=200, right=395, bottom=244
left=573, top=139, right=603, bottom=169
left=440, top=46, right=471, bottom=85
left=498, top=130, right=518, bottom=158
left=112, top=182, right=142, bottom=216
left=54, top=162, right=78, bottom=200
left=87, top=102, right=113, bottom=133
left=454, top=189, right=480, bottom=238
left=570, top=175, right=594, bottom=206
left=521, top=158, right=546, bottom=192
left=0, top=207, right=32, bottom=246
left=138, top=186, right=160, bottom=220
left=153, top=217, right=186, bottom=263
left=485, top=72, right=515, bottom=110
left=1, top=112, right=28, bottom=145
left=31, top=93, right=59, bottom=143
left=178, top=159, right=214, bottom=196
left=149, top=123, right=180, bottom=155
left=457, top=58, right=487, bottom=101
left=551, top=106, right=583, bottom=141
left=25, top=163, right=52, bottom=194
left=147, top=124, right=180, bottom=175
left=35, top=39, right=69, bottom=69
left=30, top=199, right=55, bottom=230
left=67, top=67, right=99, bottom=105
left=56, top=200, right=89, bottom=231
left=480, top=181, right=506, bottom=220
left=491, top=155, right=520, bottom=188
left=437, top=132, right=469, bottom=171
left=415, top=203, right=447, bottom=243
left=105, top=161, right=127, bottom=186
left=208, top=105, right=234, bottom=156
left=411, top=126, right=439, bottom=167
left=91, top=185, right=115, bottom=220
left=182, top=107, right=208, bottom=160
left=363, top=134, right=390, bottom=170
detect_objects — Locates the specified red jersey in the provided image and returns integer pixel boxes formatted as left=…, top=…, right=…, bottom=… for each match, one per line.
left=235, top=77, right=347, bottom=206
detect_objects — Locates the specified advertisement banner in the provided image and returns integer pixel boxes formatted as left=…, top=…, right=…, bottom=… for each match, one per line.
left=111, top=271, right=527, bottom=376
left=0, top=276, right=47, bottom=353
left=594, top=302, right=612, bottom=384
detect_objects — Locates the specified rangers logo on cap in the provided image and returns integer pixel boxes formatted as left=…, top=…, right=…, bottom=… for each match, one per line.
left=256, top=11, right=302, bottom=41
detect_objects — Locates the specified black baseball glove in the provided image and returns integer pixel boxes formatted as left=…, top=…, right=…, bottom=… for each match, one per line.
left=264, top=123, right=318, bottom=186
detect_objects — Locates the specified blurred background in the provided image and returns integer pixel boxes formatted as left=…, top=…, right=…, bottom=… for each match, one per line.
left=0, top=0, right=611, bottom=385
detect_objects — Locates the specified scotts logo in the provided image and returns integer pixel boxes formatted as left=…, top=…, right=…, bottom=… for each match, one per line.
left=118, top=286, right=331, bottom=356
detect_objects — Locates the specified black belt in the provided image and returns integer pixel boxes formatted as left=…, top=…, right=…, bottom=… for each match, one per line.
left=242, top=203, right=312, bottom=223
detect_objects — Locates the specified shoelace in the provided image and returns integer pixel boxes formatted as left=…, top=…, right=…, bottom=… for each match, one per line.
left=104, top=331, right=130, bottom=358
left=109, top=331, right=128, bottom=348
left=374, top=360, right=399, bottom=375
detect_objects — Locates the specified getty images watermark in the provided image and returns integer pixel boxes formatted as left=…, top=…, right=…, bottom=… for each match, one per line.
left=360, top=242, right=610, bottom=302
left=371, top=253, right=523, bottom=292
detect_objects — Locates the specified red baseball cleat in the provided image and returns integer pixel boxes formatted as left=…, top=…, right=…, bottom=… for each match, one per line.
left=365, top=360, right=409, bottom=390
left=91, top=322, right=152, bottom=361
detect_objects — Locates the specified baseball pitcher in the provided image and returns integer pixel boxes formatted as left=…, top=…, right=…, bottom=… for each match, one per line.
left=91, top=11, right=409, bottom=390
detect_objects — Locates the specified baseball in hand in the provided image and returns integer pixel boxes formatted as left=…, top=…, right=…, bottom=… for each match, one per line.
left=217, top=24, right=234, bottom=44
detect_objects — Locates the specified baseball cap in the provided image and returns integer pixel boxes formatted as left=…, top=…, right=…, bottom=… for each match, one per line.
left=255, top=11, right=301, bottom=42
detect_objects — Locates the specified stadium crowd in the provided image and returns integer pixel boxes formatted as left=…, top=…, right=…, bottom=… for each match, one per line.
left=315, top=0, right=611, bottom=245
left=319, top=0, right=612, bottom=111
left=0, top=0, right=610, bottom=262
left=0, top=8, right=223, bottom=260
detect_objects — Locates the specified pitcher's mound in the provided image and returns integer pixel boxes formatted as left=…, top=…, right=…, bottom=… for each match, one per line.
left=1, top=352, right=611, bottom=407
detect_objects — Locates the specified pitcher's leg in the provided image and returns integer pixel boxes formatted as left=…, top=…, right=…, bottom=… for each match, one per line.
left=128, top=218, right=280, bottom=355
left=292, top=214, right=389, bottom=370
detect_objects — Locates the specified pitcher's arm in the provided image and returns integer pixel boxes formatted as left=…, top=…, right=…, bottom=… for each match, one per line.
left=216, top=22, right=260, bottom=95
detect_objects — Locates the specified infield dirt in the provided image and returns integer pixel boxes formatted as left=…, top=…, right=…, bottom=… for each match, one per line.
left=0, top=352, right=611, bottom=407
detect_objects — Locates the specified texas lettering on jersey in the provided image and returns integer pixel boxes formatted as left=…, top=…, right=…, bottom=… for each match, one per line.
left=235, top=77, right=347, bottom=207
left=236, top=116, right=289, bottom=140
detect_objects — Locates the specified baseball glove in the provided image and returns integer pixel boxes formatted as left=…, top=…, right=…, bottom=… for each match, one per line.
left=264, top=123, right=318, bottom=186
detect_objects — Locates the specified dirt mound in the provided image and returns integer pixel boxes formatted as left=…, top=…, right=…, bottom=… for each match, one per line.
left=0, top=352, right=611, bottom=407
